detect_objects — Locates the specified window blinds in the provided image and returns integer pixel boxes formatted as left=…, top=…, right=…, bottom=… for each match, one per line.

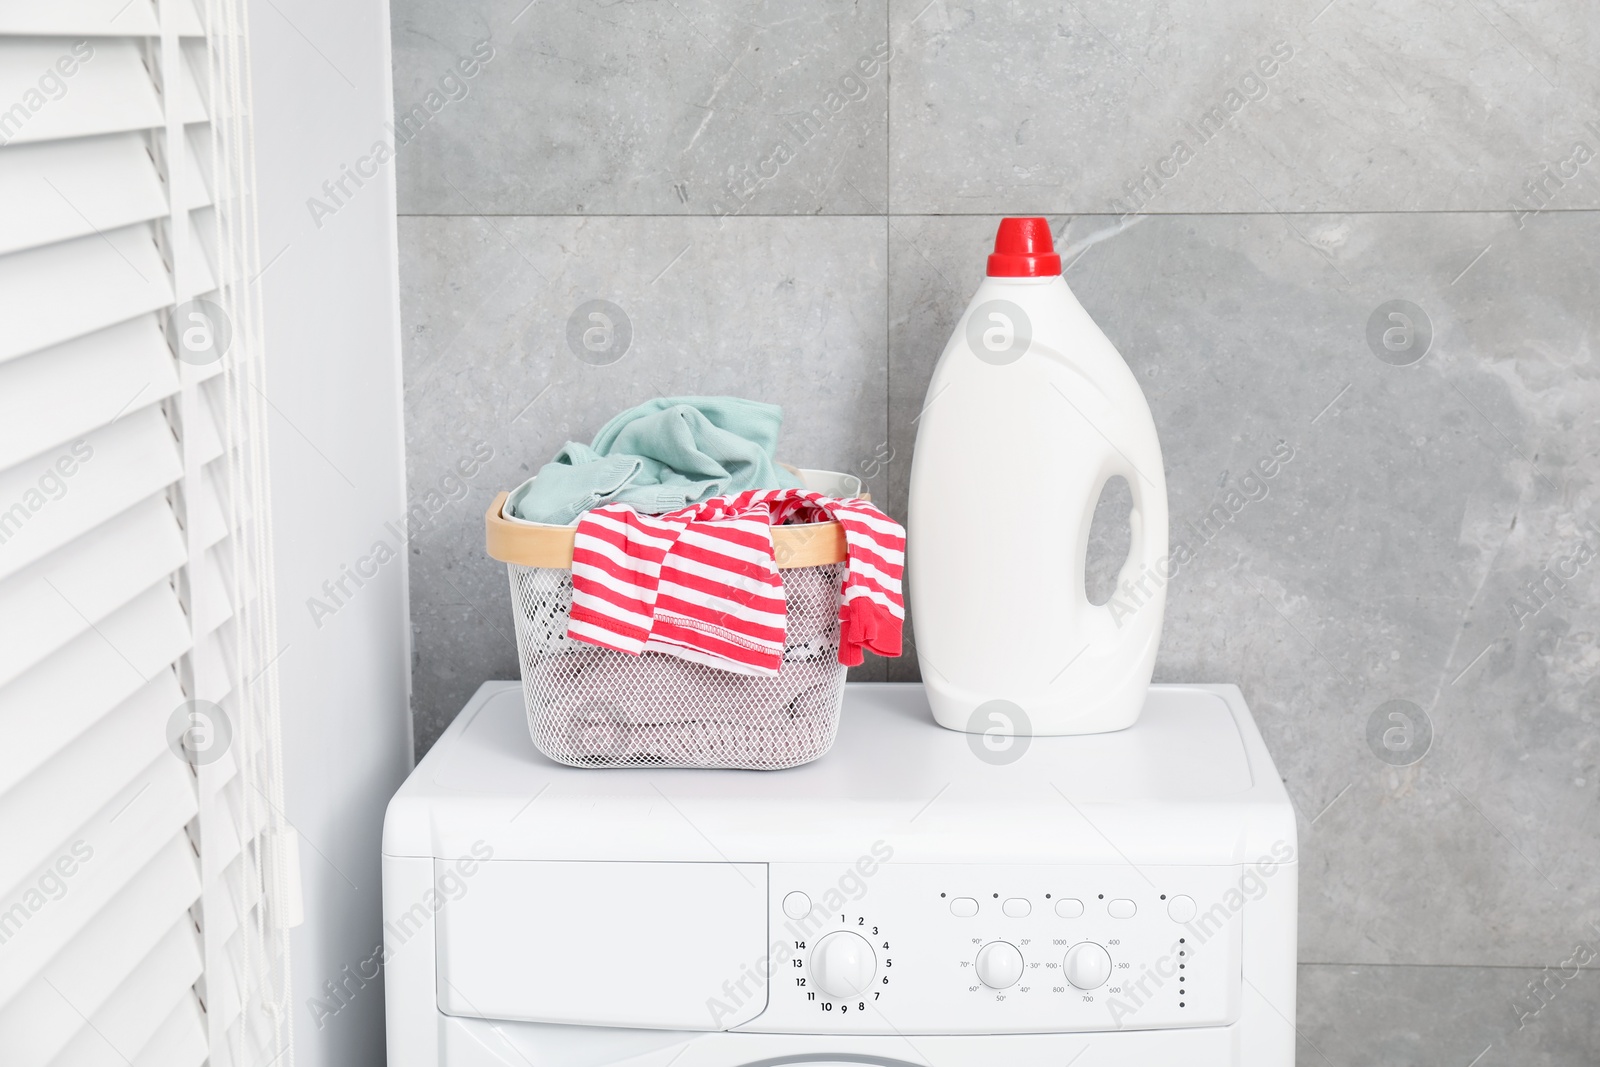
left=0, top=2, right=295, bottom=1066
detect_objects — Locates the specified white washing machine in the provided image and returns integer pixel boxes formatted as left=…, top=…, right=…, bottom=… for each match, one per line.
left=382, top=682, right=1298, bottom=1066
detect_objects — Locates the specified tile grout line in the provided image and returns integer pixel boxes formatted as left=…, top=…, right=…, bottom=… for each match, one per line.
left=395, top=209, right=1600, bottom=218
left=885, top=0, right=892, bottom=521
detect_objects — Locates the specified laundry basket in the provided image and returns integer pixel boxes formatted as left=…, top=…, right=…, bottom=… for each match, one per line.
left=484, top=479, right=854, bottom=770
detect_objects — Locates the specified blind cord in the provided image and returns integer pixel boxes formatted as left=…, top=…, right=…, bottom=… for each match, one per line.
left=200, top=0, right=294, bottom=1061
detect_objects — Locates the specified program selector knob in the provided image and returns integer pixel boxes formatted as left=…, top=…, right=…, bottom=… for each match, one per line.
left=808, top=931, right=877, bottom=999
left=974, top=940, right=1024, bottom=989
left=1063, top=941, right=1112, bottom=989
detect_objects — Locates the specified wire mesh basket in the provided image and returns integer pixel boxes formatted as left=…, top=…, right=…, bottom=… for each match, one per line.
left=485, top=485, right=852, bottom=770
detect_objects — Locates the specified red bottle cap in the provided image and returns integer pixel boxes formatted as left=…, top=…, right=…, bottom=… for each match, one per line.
left=986, top=216, right=1061, bottom=277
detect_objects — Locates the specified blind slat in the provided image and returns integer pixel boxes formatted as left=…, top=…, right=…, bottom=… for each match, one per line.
left=0, top=1, right=160, bottom=36
left=0, top=767, right=195, bottom=1007
left=180, top=346, right=226, bottom=387
left=205, top=930, right=245, bottom=1042
left=192, top=625, right=233, bottom=705
left=175, top=42, right=207, bottom=126
left=0, top=315, right=179, bottom=470
left=205, top=781, right=242, bottom=879
left=129, top=989, right=206, bottom=1067
left=189, top=384, right=224, bottom=467
left=181, top=126, right=212, bottom=210
left=0, top=587, right=190, bottom=795
left=196, top=727, right=238, bottom=803
left=0, top=39, right=163, bottom=146
left=190, top=462, right=231, bottom=553
left=170, top=0, right=203, bottom=38
left=190, top=541, right=234, bottom=639
left=178, top=211, right=219, bottom=301
left=0, top=683, right=179, bottom=903
left=0, top=495, right=184, bottom=688
left=0, top=223, right=173, bottom=363
left=49, top=917, right=203, bottom=1067
left=0, top=405, right=182, bottom=584
left=0, top=133, right=166, bottom=257
left=205, top=865, right=240, bottom=950
left=0, top=832, right=200, bottom=1066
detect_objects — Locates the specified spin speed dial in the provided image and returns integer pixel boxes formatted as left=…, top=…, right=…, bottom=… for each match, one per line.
left=1064, top=941, right=1113, bottom=989
left=808, top=931, right=878, bottom=999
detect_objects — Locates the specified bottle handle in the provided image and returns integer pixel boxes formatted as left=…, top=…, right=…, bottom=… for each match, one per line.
left=1081, top=450, right=1165, bottom=642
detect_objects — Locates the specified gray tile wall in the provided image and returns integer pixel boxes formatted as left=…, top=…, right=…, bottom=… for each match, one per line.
left=394, top=0, right=1599, bottom=1059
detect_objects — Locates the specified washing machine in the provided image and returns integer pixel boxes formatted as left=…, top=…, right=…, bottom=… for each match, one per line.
left=382, top=682, right=1297, bottom=1066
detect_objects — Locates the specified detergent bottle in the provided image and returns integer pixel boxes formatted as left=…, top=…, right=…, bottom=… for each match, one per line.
left=907, top=217, right=1168, bottom=736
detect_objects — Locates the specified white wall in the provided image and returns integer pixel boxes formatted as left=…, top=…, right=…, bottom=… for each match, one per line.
left=249, top=3, right=412, bottom=1065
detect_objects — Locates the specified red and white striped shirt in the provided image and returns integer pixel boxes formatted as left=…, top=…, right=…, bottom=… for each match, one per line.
left=566, top=490, right=905, bottom=675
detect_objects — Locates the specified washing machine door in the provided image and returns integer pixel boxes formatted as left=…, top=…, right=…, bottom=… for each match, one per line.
left=440, top=1018, right=935, bottom=1067
left=440, top=1017, right=951, bottom=1067
left=724, top=1059, right=923, bottom=1067
left=440, top=1017, right=1157, bottom=1067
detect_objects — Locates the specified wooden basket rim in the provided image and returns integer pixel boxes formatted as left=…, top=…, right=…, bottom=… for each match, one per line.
left=484, top=491, right=849, bottom=569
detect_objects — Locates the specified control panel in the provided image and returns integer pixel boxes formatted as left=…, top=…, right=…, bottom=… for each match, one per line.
left=740, top=862, right=1248, bottom=1035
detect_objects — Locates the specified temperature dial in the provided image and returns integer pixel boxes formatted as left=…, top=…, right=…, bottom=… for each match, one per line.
left=809, top=931, right=877, bottom=999
left=974, top=940, right=1024, bottom=989
left=1064, top=942, right=1112, bottom=989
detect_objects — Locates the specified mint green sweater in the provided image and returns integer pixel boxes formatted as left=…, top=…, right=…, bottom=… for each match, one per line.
left=506, top=396, right=806, bottom=525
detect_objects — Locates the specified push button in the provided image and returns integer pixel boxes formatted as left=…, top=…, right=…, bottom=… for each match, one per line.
left=1167, top=894, right=1197, bottom=923
left=782, top=891, right=812, bottom=920
left=1054, top=897, right=1084, bottom=918
left=950, top=896, right=979, bottom=917
left=1002, top=897, right=1031, bottom=917
left=1107, top=898, right=1137, bottom=918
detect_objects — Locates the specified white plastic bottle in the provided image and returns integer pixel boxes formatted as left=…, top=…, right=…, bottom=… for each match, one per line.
left=908, top=217, right=1168, bottom=736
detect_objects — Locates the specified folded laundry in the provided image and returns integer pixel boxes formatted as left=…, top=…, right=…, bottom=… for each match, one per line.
left=505, top=396, right=806, bottom=525
left=512, top=563, right=846, bottom=767
left=561, top=684, right=841, bottom=766
left=566, top=489, right=905, bottom=675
